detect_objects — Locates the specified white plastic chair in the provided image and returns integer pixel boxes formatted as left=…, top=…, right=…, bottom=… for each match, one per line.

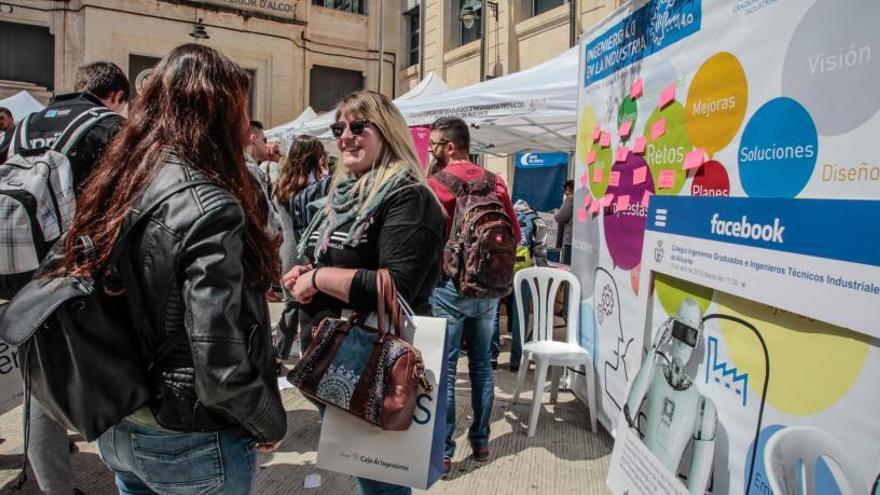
left=764, top=426, right=865, bottom=495
left=511, top=267, right=597, bottom=437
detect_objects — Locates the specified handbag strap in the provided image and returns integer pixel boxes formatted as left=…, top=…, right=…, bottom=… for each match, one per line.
left=375, top=269, right=403, bottom=339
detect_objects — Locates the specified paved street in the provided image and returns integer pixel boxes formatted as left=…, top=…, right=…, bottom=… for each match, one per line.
left=0, top=307, right=612, bottom=494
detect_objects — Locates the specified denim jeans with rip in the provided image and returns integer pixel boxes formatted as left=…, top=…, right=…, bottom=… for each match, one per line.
left=431, top=279, right=498, bottom=459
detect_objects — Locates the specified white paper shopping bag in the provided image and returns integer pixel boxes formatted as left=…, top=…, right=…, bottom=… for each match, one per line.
left=317, top=314, right=448, bottom=490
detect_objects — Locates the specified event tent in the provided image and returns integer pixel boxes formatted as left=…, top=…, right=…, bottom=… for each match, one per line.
left=0, top=91, right=47, bottom=121
left=298, top=71, right=451, bottom=140
left=265, top=106, right=318, bottom=153
left=398, top=47, right=579, bottom=156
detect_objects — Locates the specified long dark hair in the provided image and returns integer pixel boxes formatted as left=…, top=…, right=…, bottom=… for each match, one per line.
left=61, top=43, right=278, bottom=287
left=275, top=135, right=325, bottom=203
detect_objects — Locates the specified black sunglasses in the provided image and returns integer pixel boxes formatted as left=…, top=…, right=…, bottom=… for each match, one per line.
left=330, top=119, right=371, bottom=138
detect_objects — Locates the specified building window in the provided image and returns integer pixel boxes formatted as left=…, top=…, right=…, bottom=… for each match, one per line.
left=530, top=0, right=565, bottom=17
left=459, top=1, right=482, bottom=46
left=309, top=65, right=364, bottom=112
left=406, top=7, right=420, bottom=67
left=312, top=0, right=366, bottom=15
left=0, top=21, right=54, bottom=91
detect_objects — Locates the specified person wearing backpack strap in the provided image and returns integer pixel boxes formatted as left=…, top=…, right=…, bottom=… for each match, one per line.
left=492, top=199, right=549, bottom=372
left=426, top=117, right=520, bottom=472
left=0, top=61, right=128, bottom=495
left=5, top=44, right=286, bottom=494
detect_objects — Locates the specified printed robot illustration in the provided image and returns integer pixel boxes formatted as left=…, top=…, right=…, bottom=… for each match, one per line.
left=623, top=298, right=717, bottom=494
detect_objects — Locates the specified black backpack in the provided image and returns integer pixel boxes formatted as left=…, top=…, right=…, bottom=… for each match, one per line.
left=0, top=180, right=209, bottom=449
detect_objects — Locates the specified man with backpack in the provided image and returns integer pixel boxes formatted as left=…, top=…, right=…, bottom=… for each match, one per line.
left=1, top=61, right=128, bottom=494
left=427, top=117, right=520, bottom=473
left=493, top=199, right=549, bottom=372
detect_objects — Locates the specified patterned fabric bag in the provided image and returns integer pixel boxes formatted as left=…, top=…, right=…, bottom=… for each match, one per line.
left=288, top=269, right=431, bottom=431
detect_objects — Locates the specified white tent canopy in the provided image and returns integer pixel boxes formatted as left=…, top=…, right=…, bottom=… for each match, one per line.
left=0, top=91, right=46, bottom=122
left=298, top=71, right=452, bottom=140
left=398, top=47, right=579, bottom=156
left=265, top=106, right=318, bottom=153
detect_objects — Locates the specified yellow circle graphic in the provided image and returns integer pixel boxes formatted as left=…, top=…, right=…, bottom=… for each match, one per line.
left=576, top=107, right=597, bottom=165
left=716, top=292, right=870, bottom=416
left=685, top=52, right=749, bottom=157
left=655, top=272, right=713, bottom=317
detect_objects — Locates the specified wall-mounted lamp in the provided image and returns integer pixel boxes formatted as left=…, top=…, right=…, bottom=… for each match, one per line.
left=458, top=1, right=497, bottom=29
left=189, top=18, right=210, bottom=40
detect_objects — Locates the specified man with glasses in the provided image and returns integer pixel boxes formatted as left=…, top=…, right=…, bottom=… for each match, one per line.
left=427, top=117, right=520, bottom=475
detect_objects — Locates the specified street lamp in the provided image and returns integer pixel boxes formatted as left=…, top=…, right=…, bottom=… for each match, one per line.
left=459, top=5, right=479, bottom=29
left=458, top=1, right=499, bottom=81
left=189, top=18, right=210, bottom=40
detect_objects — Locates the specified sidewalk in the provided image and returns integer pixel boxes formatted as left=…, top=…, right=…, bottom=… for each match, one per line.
left=0, top=309, right=612, bottom=494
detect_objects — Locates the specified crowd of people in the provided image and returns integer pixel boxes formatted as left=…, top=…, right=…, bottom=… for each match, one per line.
left=0, top=43, right=572, bottom=494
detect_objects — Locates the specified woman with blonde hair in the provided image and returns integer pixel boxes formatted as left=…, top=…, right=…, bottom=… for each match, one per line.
left=284, top=90, right=445, bottom=495
left=272, top=135, right=329, bottom=360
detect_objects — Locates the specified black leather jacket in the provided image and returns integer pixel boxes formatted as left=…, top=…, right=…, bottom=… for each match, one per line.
left=119, top=158, right=286, bottom=442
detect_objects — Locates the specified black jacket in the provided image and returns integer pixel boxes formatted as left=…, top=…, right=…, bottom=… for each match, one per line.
left=119, top=158, right=286, bottom=442
left=22, top=92, right=124, bottom=192
left=290, top=174, right=332, bottom=240
left=300, top=181, right=446, bottom=328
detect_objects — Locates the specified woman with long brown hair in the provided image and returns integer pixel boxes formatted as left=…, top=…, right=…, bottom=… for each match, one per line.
left=62, top=44, right=286, bottom=493
left=272, top=135, right=330, bottom=359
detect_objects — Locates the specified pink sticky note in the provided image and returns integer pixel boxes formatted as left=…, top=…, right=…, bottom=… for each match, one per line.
left=633, top=136, right=647, bottom=153
left=602, top=193, right=614, bottom=207
left=618, top=120, right=633, bottom=138
left=630, top=79, right=644, bottom=99
left=609, top=171, right=621, bottom=187
left=641, top=190, right=654, bottom=207
left=599, top=131, right=611, bottom=148
left=684, top=148, right=706, bottom=170
left=616, top=194, right=630, bottom=212
left=650, top=117, right=667, bottom=140
left=632, top=166, right=648, bottom=185
left=583, top=194, right=592, bottom=207
left=586, top=149, right=597, bottom=165
left=589, top=200, right=600, bottom=215
left=580, top=172, right=588, bottom=188
left=658, top=169, right=676, bottom=189
left=577, top=208, right=588, bottom=223
left=591, top=126, right=601, bottom=142
left=615, top=147, right=629, bottom=163
left=593, top=168, right=604, bottom=183
left=659, top=83, right=675, bottom=108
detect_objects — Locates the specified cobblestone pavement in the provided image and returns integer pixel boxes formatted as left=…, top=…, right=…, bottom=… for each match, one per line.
left=0, top=308, right=612, bottom=494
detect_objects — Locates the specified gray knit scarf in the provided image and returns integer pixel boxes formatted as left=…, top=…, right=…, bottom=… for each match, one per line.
left=297, top=167, right=413, bottom=259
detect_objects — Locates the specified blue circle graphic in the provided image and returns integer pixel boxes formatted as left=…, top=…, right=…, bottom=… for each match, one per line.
left=745, top=424, right=843, bottom=495
left=738, top=98, right=818, bottom=197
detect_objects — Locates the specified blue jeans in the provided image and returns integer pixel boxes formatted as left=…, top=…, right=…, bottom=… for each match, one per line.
left=97, top=419, right=256, bottom=494
left=431, top=279, right=497, bottom=459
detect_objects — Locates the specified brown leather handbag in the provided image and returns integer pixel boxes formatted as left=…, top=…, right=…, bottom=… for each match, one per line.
left=288, top=269, right=432, bottom=431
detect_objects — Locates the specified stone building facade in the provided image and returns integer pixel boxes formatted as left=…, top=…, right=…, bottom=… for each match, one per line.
left=0, top=0, right=400, bottom=127
left=1, top=0, right=622, bottom=179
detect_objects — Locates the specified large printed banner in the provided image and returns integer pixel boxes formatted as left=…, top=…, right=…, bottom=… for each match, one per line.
left=605, top=196, right=880, bottom=494
left=512, top=151, right=569, bottom=212
left=571, top=0, right=880, bottom=440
